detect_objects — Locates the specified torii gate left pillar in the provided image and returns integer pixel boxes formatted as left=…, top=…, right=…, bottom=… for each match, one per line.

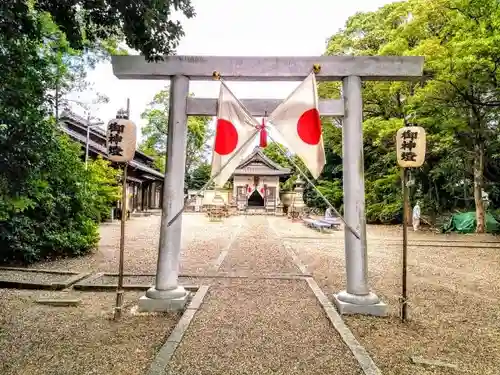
left=111, top=55, right=424, bottom=315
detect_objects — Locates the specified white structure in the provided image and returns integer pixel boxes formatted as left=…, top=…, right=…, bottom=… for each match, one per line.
left=186, top=189, right=232, bottom=209
left=233, top=147, right=290, bottom=212
left=187, top=147, right=291, bottom=213
left=111, top=54, right=424, bottom=316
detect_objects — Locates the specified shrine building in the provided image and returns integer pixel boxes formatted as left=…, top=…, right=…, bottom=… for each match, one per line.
left=59, top=111, right=164, bottom=214
left=188, top=146, right=291, bottom=213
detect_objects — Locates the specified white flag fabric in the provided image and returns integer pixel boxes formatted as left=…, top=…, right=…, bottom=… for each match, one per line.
left=211, top=82, right=258, bottom=187
left=268, top=72, right=326, bottom=179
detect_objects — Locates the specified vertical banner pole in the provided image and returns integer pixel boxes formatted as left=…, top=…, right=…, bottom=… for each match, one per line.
left=114, top=163, right=128, bottom=320
left=401, top=167, right=409, bottom=322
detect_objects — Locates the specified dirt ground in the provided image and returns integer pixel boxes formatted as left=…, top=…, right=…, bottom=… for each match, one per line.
left=28, top=214, right=245, bottom=275
left=0, top=214, right=242, bottom=375
left=169, top=217, right=363, bottom=375
left=0, top=289, right=180, bottom=375
left=268, top=217, right=500, bottom=375
left=2, top=214, right=500, bottom=374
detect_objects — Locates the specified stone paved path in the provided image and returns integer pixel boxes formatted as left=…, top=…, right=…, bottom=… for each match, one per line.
left=167, top=216, right=363, bottom=375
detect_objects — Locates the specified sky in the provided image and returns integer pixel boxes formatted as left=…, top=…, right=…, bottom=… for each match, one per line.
left=68, top=0, right=391, bottom=149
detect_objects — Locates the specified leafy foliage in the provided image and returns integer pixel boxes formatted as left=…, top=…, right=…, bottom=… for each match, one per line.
left=139, top=88, right=212, bottom=187
left=186, top=163, right=212, bottom=190
left=85, top=157, right=121, bottom=222
left=7, top=0, right=195, bottom=61
left=314, top=0, right=500, bottom=230
left=0, top=1, right=186, bottom=264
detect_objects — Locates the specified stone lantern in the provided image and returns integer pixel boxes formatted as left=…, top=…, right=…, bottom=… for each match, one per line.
left=212, top=193, right=225, bottom=207
left=289, top=176, right=306, bottom=218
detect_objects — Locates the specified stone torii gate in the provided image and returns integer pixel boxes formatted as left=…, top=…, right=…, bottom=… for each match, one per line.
left=111, top=55, right=424, bottom=315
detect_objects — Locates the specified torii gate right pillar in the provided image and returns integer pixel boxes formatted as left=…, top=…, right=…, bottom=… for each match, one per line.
left=333, top=75, right=387, bottom=316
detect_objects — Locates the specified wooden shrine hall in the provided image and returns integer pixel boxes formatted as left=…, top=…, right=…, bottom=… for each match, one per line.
left=233, top=146, right=291, bottom=213
left=187, top=146, right=291, bottom=215
left=59, top=111, right=164, bottom=213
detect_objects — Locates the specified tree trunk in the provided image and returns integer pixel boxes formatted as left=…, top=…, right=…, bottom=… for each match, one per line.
left=473, top=143, right=485, bottom=233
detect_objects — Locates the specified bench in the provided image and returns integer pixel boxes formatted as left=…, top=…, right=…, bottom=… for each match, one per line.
left=302, top=218, right=333, bottom=232
left=319, top=218, right=342, bottom=230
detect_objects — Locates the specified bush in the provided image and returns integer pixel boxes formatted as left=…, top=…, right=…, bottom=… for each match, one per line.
left=0, top=9, right=120, bottom=265
left=0, top=130, right=117, bottom=264
left=85, top=156, right=121, bottom=222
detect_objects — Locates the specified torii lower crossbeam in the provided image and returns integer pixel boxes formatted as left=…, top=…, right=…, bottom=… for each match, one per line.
left=110, top=55, right=424, bottom=316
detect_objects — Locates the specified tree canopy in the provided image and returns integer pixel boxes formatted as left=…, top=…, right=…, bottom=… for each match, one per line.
left=139, top=87, right=212, bottom=189
left=4, top=0, right=195, bottom=61
left=309, top=0, right=500, bottom=231
left=0, top=0, right=194, bottom=263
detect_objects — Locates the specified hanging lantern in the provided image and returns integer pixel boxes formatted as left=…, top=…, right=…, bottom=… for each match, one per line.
left=106, top=110, right=137, bottom=163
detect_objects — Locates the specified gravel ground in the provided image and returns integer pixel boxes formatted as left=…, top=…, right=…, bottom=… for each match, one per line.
left=29, top=214, right=243, bottom=275
left=220, top=216, right=299, bottom=275
left=79, top=275, right=214, bottom=287
left=0, top=269, right=73, bottom=284
left=0, top=289, right=180, bottom=375
left=169, top=278, right=362, bottom=375
left=270, top=217, right=500, bottom=375
left=169, top=216, right=362, bottom=375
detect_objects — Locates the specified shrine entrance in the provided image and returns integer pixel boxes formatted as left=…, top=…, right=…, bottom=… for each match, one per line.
left=248, top=190, right=264, bottom=207
left=111, top=54, right=424, bottom=316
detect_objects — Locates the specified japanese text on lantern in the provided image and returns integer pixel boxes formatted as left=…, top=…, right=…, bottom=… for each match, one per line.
left=396, top=126, right=426, bottom=168
left=106, top=118, right=137, bottom=163
left=108, top=122, right=124, bottom=157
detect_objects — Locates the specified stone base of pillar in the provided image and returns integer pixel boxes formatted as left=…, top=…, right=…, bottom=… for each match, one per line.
left=138, top=286, right=188, bottom=312
left=333, top=290, right=388, bottom=317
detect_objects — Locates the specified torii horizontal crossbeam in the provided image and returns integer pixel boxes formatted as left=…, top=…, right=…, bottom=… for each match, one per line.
left=111, top=55, right=424, bottom=81
left=186, top=98, right=344, bottom=117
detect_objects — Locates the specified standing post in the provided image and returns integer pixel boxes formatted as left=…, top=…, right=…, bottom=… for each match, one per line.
left=396, top=125, right=426, bottom=322
left=401, top=168, right=409, bottom=321
left=333, top=76, right=387, bottom=316
left=106, top=108, right=137, bottom=320
left=115, top=164, right=128, bottom=319
left=114, top=99, right=132, bottom=319
left=139, top=75, right=190, bottom=312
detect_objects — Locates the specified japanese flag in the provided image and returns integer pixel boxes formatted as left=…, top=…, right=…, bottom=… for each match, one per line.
left=211, top=82, right=258, bottom=187
left=268, top=72, right=326, bottom=179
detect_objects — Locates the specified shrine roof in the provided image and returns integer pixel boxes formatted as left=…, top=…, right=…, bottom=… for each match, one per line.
left=233, top=146, right=291, bottom=176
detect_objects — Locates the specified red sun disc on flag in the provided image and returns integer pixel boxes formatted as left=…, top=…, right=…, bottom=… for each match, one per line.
left=214, top=119, right=238, bottom=155
left=297, top=108, right=322, bottom=145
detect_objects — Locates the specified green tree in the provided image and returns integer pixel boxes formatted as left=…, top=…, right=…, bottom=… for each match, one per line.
left=0, top=1, right=196, bottom=263
left=320, top=0, right=500, bottom=230
left=85, top=157, right=121, bottom=222
left=139, top=88, right=212, bottom=178
left=8, top=0, right=195, bottom=61
left=262, top=142, right=293, bottom=170
left=186, top=163, right=212, bottom=190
